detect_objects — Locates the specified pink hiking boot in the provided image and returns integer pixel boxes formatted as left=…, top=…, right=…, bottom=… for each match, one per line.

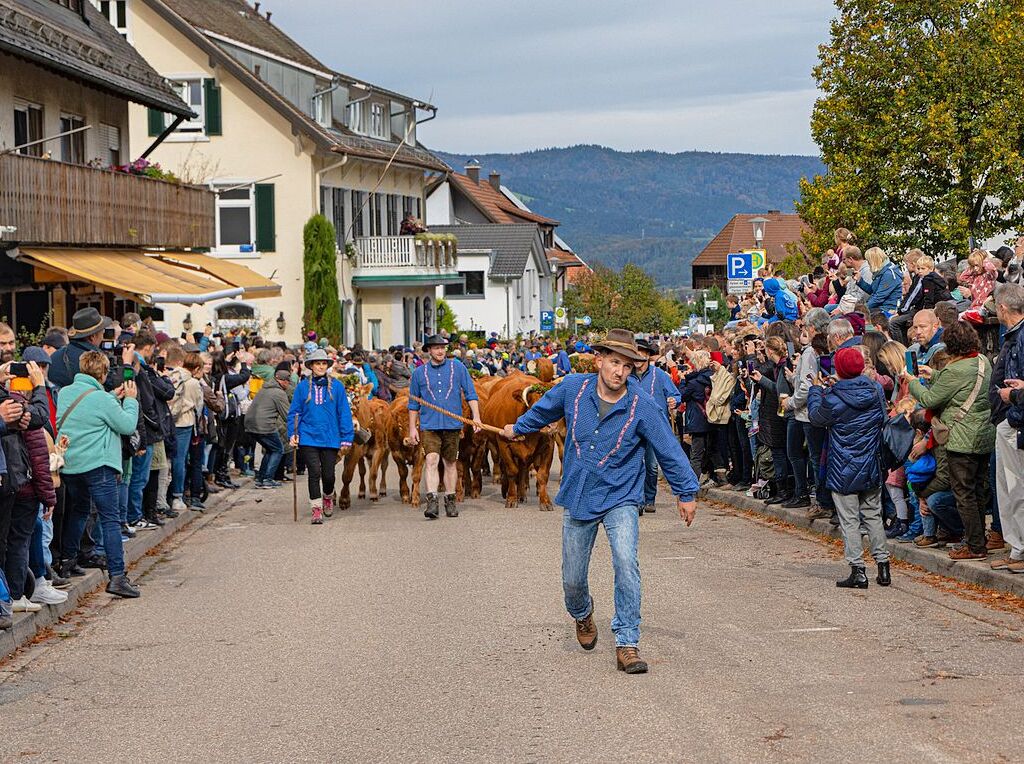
left=322, top=493, right=334, bottom=518
left=311, top=501, right=323, bottom=525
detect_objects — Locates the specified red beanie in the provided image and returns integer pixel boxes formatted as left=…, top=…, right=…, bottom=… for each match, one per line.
left=834, top=347, right=865, bottom=380
left=710, top=351, right=724, bottom=365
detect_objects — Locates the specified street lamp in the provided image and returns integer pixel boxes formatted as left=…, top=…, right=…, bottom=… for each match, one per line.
left=276, top=311, right=285, bottom=333
left=749, top=216, right=769, bottom=249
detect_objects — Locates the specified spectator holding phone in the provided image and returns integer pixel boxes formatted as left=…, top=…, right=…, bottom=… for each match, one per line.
left=57, top=351, right=141, bottom=598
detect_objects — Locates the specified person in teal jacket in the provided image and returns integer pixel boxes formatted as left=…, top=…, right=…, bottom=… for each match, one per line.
left=56, top=351, right=141, bottom=598
left=287, top=349, right=353, bottom=524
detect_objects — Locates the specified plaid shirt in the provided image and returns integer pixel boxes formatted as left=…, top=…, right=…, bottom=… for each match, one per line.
left=635, top=365, right=677, bottom=417
left=408, top=358, right=478, bottom=431
left=513, top=374, right=698, bottom=520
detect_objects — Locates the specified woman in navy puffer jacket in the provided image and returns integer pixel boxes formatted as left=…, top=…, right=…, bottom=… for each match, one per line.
left=677, top=350, right=715, bottom=480
left=808, top=346, right=891, bottom=590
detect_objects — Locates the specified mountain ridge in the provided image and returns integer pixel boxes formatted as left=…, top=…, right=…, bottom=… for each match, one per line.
left=434, top=145, right=824, bottom=288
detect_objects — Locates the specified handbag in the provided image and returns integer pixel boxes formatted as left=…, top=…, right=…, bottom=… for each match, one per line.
left=880, top=411, right=915, bottom=471
left=931, top=357, right=985, bottom=446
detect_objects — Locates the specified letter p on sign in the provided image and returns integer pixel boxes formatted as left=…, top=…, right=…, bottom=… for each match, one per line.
left=727, top=253, right=752, bottom=279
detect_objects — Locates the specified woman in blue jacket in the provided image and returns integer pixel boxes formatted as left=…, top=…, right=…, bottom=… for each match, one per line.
left=677, top=350, right=716, bottom=482
left=808, top=346, right=891, bottom=589
left=859, top=247, right=903, bottom=316
left=287, top=349, right=354, bottom=524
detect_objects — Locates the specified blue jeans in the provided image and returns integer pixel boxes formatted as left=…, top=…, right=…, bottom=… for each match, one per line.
left=254, top=433, right=284, bottom=483
left=927, top=490, right=965, bottom=537
left=642, top=441, right=658, bottom=505
left=118, top=457, right=131, bottom=525
left=562, top=504, right=642, bottom=647
left=62, top=467, right=126, bottom=577
left=171, top=426, right=193, bottom=497
left=786, top=418, right=808, bottom=497
left=127, top=445, right=154, bottom=524
left=801, top=421, right=832, bottom=510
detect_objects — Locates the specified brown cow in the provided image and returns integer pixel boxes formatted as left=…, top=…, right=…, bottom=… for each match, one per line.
left=480, top=374, right=556, bottom=511
left=387, top=393, right=425, bottom=507
left=338, top=391, right=391, bottom=510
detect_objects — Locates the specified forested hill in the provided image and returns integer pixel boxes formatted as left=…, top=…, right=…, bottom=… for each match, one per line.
left=435, top=145, right=824, bottom=288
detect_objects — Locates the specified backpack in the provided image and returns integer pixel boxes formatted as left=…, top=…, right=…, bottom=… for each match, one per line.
left=704, top=365, right=737, bottom=425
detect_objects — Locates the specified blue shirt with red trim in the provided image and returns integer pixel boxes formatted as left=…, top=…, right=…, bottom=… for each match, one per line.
left=408, top=358, right=478, bottom=431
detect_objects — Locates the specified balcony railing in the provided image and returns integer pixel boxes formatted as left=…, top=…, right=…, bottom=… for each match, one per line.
left=353, top=235, right=457, bottom=270
left=0, top=153, right=215, bottom=248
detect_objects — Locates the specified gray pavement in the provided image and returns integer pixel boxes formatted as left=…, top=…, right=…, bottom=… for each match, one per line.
left=2, top=463, right=1024, bottom=763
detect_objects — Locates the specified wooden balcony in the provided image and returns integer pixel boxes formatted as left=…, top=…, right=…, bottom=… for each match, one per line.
left=351, top=235, right=460, bottom=287
left=0, top=153, right=215, bottom=248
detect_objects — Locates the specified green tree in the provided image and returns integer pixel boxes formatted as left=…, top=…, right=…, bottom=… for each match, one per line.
left=302, top=214, right=342, bottom=345
left=436, top=298, right=458, bottom=334
left=775, top=252, right=814, bottom=280
left=798, top=1, right=1024, bottom=261
left=561, top=265, right=618, bottom=331
left=562, top=263, right=687, bottom=334
left=615, top=263, right=665, bottom=333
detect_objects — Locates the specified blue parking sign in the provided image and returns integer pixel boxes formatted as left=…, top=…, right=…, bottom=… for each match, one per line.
left=541, top=310, right=554, bottom=331
left=727, top=252, right=753, bottom=279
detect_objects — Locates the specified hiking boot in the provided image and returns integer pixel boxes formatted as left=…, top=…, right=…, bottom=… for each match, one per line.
left=47, top=564, right=72, bottom=590
left=322, top=493, right=334, bottom=518
left=876, top=561, right=892, bottom=587
left=424, top=493, right=439, bottom=520
left=914, top=535, right=939, bottom=548
left=781, top=494, right=811, bottom=509
left=991, top=556, right=1014, bottom=570
left=836, top=565, right=868, bottom=589
left=311, top=502, right=324, bottom=525
left=444, top=493, right=458, bottom=517
left=106, top=574, right=140, bottom=599
left=949, top=546, right=987, bottom=561
left=60, top=558, right=87, bottom=578
left=986, top=530, right=1006, bottom=551
left=765, top=492, right=791, bottom=506
left=616, top=647, right=649, bottom=674
left=575, top=608, right=597, bottom=650
left=807, top=504, right=831, bottom=521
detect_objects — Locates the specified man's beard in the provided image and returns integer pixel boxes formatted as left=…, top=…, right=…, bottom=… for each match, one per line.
left=0, top=350, right=14, bottom=364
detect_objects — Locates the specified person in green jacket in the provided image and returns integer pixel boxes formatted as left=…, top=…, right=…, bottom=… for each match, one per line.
left=904, top=321, right=995, bottom=561
left=57, top=351, right=141, bottom=599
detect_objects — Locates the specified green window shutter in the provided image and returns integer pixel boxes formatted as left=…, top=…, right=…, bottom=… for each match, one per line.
left=147, top=108, right=164, bottom=137
left=255, top=183, right=275, bottom=252
left=203, top=78, right=222, bottom=136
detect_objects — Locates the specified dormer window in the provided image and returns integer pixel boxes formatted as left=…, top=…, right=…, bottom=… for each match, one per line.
left=90, top=0, right=129, bottom=37
left=346, top=100, right=364, bottom=133
left=369, top=102, right=387, bottom=139
left=312, top=92, right=330, bottom=127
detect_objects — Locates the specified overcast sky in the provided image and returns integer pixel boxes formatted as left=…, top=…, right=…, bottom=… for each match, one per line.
left=270, top=1, right=834, bottom=156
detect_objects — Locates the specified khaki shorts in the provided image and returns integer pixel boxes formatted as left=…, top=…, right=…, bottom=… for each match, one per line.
left=422, top=429, right=460, bottom=462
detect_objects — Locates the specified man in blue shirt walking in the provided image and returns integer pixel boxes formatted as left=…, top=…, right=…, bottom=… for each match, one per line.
left=633, top=338, right=678, bottom=516
left=408, top=335, right=482, bottom=520
left=501, top=329, right=699, bottom=674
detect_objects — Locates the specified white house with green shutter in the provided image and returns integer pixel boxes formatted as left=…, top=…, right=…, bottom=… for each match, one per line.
left=122, top=0, right=453, bottom=345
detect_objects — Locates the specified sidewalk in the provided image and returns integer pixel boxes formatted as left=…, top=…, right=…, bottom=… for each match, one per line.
left=0, top=483, right=249, bottom=661
left=703, top=486, right=1024, bottom=598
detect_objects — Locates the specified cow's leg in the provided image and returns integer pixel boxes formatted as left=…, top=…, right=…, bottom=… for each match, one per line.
left=368, top=444, right=383, bottom=501
left=490, top=441, right=502, bottom=483
left=517, top=457, right=530, bottom=504
left=535, top=439, right=555, bottom=512
left=501, top=449, right=520, bottom=508
left=394, top=453, right=410, bottom=504
left=411, top=449, right=425, bottom=507
left=357, top=455, right=367, bottom=500
left=339, top=451, right=358, bottom=510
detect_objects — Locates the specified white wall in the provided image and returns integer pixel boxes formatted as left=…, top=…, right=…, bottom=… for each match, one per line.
left=425, top=180, right=454, bottom=225
left=440, top=250, right=549, bottom=338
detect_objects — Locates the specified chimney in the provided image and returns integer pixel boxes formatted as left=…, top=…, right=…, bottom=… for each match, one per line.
left=488, top=170, right=501, bottom=192
left=465, top=160, right=480, bottom=184
left=254, top=1, right=260, bottom=11
left=266, top=10, right=272, bottom=21
left=767, top=210, right=781, bottom=215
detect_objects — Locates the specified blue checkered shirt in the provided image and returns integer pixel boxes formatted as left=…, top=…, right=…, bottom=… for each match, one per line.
left=635, top=365, right=677, bottom=417
left=513, top=374, right=699, bottom=520
left=408, top=358, right=478, bottom=431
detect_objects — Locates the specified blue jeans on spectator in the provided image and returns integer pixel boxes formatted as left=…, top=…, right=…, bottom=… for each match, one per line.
left=61, top=466, right=126, bottom=577
left=927, top=490, right=965, bottom=537
left=29, top=511, right=46, bottom=579
left=562, top=504, right=641, bottom=647
left=127, top=445, right=154, bottom=525
left=642, top=441, right=658, bottom=506
left=254, top=433, right=284, bottom=483
left=786, top=418, right=808, bottom=497
left=988, top=451, right=1002, bottom=533
left=801, top=421, right=832, bottom=509
left=118, top=457, right=131, bottom=525
left=771, top=446, right=790, bottom=492
left=902, top=487, right=923, bottom=538
left=171, top=426, right=192, bottom=498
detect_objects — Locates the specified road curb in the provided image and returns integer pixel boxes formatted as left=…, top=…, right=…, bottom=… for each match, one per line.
left=0, top=482, right=248, bottom=661
left=703, top=486, right=1024, bottom=598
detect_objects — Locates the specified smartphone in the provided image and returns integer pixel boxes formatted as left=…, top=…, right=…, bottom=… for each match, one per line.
left=786, top=341, right=795, bottom=358
left=905, top=350, right=919, bottom=376
left=123, top=367, right=135, bottom=381
left=746, top=360, right=755, bottom=374
left=819, top=356, right=833, bottom=375
left=9, top=362, right=28, bottom=377
left=156, top=357, right=166, bottom=372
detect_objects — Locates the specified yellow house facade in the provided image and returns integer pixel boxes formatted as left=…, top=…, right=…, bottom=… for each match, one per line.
left=121, top=0, right=454, bottom=347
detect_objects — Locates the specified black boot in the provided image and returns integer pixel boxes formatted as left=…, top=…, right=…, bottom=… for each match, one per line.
left=781, top=493, right=811, bottom=509
left=876, top=561, right=892, bottom=587
left=106, top=574, right=140, bottom=599
left=836, top=565, right=868, bottom=589
left=60, top=558, right=87, bottom=577
left=444, top=493, right=458, bottom=517
left=424, top=493, right=439, bottom=520
left=765, top=482, right=790, bottom=505
left=47, top=563, right=72, bottom=590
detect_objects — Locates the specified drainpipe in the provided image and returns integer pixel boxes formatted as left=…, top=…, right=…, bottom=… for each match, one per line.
left=314, top=155, right=348, bottom=213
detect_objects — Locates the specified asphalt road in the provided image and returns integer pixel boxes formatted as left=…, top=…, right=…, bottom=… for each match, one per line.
left=2, top=462, right=1024, bottom=763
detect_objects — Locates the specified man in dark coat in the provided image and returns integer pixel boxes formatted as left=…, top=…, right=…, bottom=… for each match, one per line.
left=808, top=346, right=891, bottom=589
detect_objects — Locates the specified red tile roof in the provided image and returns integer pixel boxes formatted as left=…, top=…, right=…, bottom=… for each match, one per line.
left=547, top=247, right=584, bottom=267
left=449, top=172, right=560, bottom=227
left=691, top=212, right=811, bottom=267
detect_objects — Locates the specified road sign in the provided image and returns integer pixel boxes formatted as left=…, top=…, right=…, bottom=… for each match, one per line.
left=705, top=300, right=719, bottom=310
left=554, top=306, right=567, bottom=320
left=540, top=310, right=554, bottom=332
left=742, top=249, right=767, bottom=274
left=582, top=315, right=592, bottom=327
left=727, top=252, right=752, bottom=279
left=728, top=278, right=752, bottom=295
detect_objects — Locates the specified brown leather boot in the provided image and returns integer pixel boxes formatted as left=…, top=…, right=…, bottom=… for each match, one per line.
left=575, top=609, right=597, bottom=650
left=616, top=647, right=649, bottom=674
left=987, top=530, right=1006, bottom=551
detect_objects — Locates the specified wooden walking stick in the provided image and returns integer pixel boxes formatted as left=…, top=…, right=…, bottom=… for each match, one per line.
left=292, top=414, right=299, bottom=523
left=407, top=394, right=514, bottom=437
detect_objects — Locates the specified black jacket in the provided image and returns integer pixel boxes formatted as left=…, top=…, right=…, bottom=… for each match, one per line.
left=49, top=338, right=125, bottom=391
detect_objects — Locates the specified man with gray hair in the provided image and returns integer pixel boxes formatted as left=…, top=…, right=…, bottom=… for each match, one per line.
left=989, top=283, right=1024, bottom=572
left=827, top=317, right=860, bottom=352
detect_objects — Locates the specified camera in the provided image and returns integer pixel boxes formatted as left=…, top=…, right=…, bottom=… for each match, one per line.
left=9, top=362, right=28, bottom=377
left=100, top=327, right=116, bottom=352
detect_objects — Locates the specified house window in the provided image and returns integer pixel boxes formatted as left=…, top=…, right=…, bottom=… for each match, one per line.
left=320, top=186, right=346, bottom=249
left=214, top=184, right=255, bottom=253
left=216, top=303, right=256, bottom=321
left=369, top=102, right=388, bottom=139
left=444, top=271, right=485, bottom=298
left=350, top=191, right=365, bottom=237
left=13, top=102, right=44, bottom=157
left=98, top=123, right=121, bottom=166
left=169, top=79, right=205, bottom=133
left=59, top=114, right=86, bottom=164
left=346, top=100, right=364, bottom=134
left=91, top=0, right=128, bottom=37
left=386, top=194, right=398, bottom=236
left=312, top=92, right=330, bottom=127
left=368, top=319, right=382, bottom=350
left=368, top=193, right=382, bottom=236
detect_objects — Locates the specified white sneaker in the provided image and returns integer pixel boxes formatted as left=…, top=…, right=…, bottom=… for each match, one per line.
left=131, top=519, right=158, bottom=531
left=12, top=596, right=42, bottom=612
left=30, top=579, right=68, bottom=605
left=171, top=497, right=187, bottom=511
